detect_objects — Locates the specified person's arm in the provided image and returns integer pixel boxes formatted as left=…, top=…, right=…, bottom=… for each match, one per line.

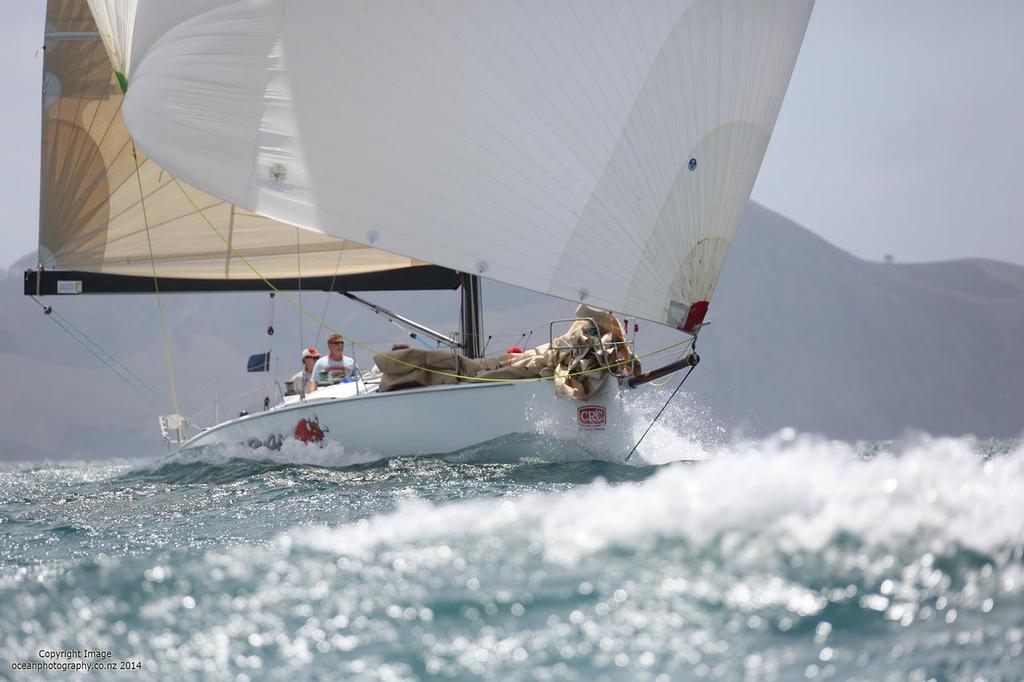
left=305, top=376, right=317, bottom=393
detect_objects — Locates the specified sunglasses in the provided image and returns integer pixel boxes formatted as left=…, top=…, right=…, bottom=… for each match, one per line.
left=328, top=341, right=344, bottom=346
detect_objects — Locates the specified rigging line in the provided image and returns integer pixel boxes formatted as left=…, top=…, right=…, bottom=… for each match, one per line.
left=49, top=309, right=166, bottom=406
left=50, top=315, right=164, bottom=409
left=188, top=381, right=271, bottom=427
left=31, top=299, right=164, bottom=410
left=169, top=174, right=686, bottom=382
left=624, top=364, right=698, bottom=463
left=30, top=296, right=160, bottom=396
left=472, top=320, right=548, bottom=346
left=225, top=205, right=236, bottom=277
left=472, top=331, right=526, bottom=341
left=133, top=140, right=181, bottom=417
left=187, top=401, right=215, bottom=423
left=315, top=244, right=347, bottom=348
left=649, top=371, right=679, bottom=388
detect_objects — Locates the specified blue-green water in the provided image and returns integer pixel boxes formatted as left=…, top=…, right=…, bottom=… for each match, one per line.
left=2, top=435, right=1023, bottom=681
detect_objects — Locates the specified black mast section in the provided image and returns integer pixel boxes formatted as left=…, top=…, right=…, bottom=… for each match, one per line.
left=459, top=272, right=484, bottom=358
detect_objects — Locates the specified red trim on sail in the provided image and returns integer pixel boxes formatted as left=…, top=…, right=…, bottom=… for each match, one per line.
left=681, top=300, right=709, bottom=333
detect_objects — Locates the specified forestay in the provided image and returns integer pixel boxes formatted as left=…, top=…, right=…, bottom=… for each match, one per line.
left=41, top=0, right=433, bottom=281
left=98, top=0, right=813, bottom=327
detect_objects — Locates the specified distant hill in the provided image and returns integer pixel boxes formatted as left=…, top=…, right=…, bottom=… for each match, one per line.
left=2, top=203, right=1021, bottom=460
left=694, top=204, right=1024, bottom=440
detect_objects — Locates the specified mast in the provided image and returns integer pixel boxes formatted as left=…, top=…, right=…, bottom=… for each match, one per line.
left=459, top=273, right=484, bottom=359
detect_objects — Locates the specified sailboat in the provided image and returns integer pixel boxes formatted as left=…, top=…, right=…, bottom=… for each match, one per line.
left=26, top=0, right=814, bottom=461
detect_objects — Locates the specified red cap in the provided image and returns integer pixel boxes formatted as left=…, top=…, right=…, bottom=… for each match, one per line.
left=506, top=346, right=524, bottom=354
left=302, top=347, right=320, bottom=359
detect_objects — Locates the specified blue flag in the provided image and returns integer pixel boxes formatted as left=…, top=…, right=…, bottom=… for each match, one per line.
left=247, top=352, right=271, bottom=373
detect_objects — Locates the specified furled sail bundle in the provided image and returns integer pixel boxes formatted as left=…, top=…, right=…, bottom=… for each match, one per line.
left=39, top=0, right=444, bottom=286
left=88, top=0, right=813, bottom=328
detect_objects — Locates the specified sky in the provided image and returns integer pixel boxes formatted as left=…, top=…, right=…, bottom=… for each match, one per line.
left=752, top=0, right=1024, bottom=266
left=1, top=1, right=1021, bottom=269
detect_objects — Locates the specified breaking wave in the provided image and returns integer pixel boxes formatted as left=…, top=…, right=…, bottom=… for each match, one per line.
left=293, top=434, right=1024, bottom=564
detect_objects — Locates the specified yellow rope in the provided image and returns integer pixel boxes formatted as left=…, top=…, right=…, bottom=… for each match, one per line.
left=169, top=175, right=686, bottom=383
left=649, top=374, right=676, bottom=387
left=135, top=142, right=181, bottom=416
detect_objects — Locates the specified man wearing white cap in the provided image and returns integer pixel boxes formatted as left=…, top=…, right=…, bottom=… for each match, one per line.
left=289, top=347, right=320, bottom=396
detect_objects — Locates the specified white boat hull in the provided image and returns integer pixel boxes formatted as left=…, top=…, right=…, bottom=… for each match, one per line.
left=180, top=378, right=637, bottom=463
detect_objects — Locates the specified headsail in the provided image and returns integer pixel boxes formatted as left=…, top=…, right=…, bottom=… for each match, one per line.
left=38, top=0, right=450, bottom=289
left=94, top=0, right=813, bottom=326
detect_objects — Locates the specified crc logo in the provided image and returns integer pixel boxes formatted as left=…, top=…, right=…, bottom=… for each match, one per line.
left=577, top=405, right=607, bottom=429
left=294, top=416, right=328, bottom=444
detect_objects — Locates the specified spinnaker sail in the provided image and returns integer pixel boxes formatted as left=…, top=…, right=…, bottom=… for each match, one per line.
left=96, top=0, right=813, bottom=328
left=38, top=0, right=445, bottom=286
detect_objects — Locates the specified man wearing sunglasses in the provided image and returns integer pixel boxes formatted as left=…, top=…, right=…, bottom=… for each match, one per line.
left=312, top=332, right=358, bottom=386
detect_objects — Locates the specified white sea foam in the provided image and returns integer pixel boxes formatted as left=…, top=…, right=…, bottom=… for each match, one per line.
left=292, top=435, right=1024, bottom=566
left=157, top=438, right=387, bottom=469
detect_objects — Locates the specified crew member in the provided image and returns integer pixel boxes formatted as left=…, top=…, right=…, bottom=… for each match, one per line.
left=312, top=333, right=358, bottom=385
left=289, top=347, right=319, bottom=395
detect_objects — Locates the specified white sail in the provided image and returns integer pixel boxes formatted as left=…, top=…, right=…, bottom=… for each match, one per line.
left=42, top=0, right=433, bottom=281
left=100, top=0, right=813, bottom=327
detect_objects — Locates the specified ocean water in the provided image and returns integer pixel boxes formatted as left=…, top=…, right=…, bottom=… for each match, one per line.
left=1, top=432, right=1023, bottom=681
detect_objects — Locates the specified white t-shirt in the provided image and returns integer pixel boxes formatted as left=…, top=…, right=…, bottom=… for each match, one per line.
left=312, top=354, right=357, bottom=385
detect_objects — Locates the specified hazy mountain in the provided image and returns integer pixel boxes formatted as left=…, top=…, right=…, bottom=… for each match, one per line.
left=2, top=203, right=1020, bottom=460
left=695, top=204, right=1024, bottom=440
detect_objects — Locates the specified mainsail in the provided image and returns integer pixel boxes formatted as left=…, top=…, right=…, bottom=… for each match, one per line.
left=95, top=0, right=814, bottom=329
left=35, top=0, right=452, bottom=291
